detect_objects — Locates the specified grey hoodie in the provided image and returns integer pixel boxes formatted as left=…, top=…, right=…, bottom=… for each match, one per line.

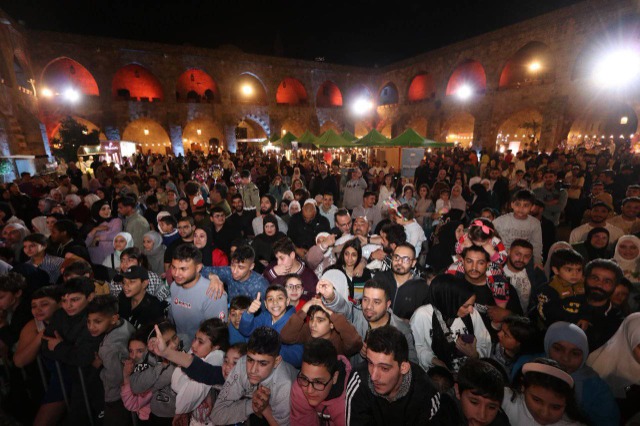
left=98, top=319, right=136, bottom=402
left=130, top=355, right=177, bottom=418
left=211, top=355, right=297, bottom=426
left=323, top=290, right=418, bottom=369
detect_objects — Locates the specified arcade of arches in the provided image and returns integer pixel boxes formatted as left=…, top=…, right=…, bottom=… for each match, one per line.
left=176, top=69, right=219, bottom=103
left=41, top=58, right=99, bottom=97
left=112, top=64, right=164, bottom=102
left=182, top=119, right=225, bottom=153
left=122, top=118, right=171, bottom=154
left=496, top=109, right=544, bottom=152
left=443, top=112, right=475, bottom=147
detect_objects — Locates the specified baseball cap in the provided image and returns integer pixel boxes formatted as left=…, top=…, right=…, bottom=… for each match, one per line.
left=123, top=265, right=149, bottom=281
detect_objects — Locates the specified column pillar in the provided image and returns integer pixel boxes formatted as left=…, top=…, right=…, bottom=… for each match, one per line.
left=224, top=124, right=237, bottom=153
left=169, top=124, right=185, bottom=156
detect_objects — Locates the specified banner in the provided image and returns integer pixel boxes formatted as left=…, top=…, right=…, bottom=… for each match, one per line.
left=401, top=148, right=424, bottom=177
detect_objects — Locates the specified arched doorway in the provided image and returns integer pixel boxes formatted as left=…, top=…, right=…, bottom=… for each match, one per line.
left=122, top=118, right=171, bottom=154
left=233, top=73, right=267, bottom=105
left=112, top=64, right=164, bottom=101
left=41, top=57, right=100, bottom=98
left=316, top=81, right=343, bottom=107
left=496, top=109, right=544, bottom=152
left=407, top=73, right=435, bottom=102
left=276, top=77, right=308, bottom=105
left=175, top=68, right=219, bottom=103
left=499, top=42, right=554, bottom=89
left=378, top=82, right=399, bottom=105
left=442, top=112, right=475, bottom=147
left=446, top=60, right=486, bottom=98
left=567, top=102, right=638, bottom=147
left=235, top=117, right=268, bottom=145
left=183, top=119, right=224, bottom=153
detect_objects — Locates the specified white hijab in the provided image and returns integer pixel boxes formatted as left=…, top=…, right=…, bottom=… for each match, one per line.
left=587, top=312, right=640, bottom=398
left=613, top=235, right=640, bottom=283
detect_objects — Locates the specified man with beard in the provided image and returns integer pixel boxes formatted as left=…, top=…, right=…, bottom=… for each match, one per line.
left=252, top=194, right=288, bottom=236
left=533, top=169, right=568, bottom=226
left=530, top=200, right=555, bottom=262
left=164, top=216, right=196, bottom=272
left=227, top=194, right=255, bottom=238
left=372, top=243, right=429, bottom=320
left=318, top=278, right=417, bottom=369
left=169, top=244, right=227, bottom=344
left=287, top=199, right=330, bottom=257
left=503, top=239, right=547, bottom=314
left=310, top=162, right=339, bottom=202
left=578, top=259, right=624, bottom=351
left=210, top=206, right=240, bottom=256
left=569, top=201, right=623, bottom=247
left=368, top=223, right=407, bottom=274
left=352, top=191, right=382, bottom=231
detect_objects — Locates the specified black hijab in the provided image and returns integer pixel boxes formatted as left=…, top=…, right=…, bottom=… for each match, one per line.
left=429, top=274, right=475, bottom=322
left=91, top=199, right=112, bottom=225
left=426, top=220, right=462, bottom=273
left=583, top=227, right=611, bottom=261
left=196, top=227, right=215, bottom=266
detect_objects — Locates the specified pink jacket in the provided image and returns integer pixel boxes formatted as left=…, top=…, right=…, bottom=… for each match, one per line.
left=121, top=382, right=152, bottom=421
left=290, top=355, right=352, bottom=426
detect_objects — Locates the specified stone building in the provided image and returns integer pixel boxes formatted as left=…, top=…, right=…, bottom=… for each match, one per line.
left=0, top=0, right=639, bottom=174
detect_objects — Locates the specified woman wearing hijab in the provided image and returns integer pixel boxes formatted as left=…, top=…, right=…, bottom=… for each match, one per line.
left=613, top=235, right=640, bottom=312
left=410, top=274, right=491, bottom=372
left=85, top=200, right=123, bottom=265
left=450, top=184, right=468, bottom=215
left=142, top=231, right=166, bottom=275
left=425, top=220, right=464, bottom=273
left=251, top=214, right=286, bottom=273
left=193, top=227, right=228, bottom=268
left=572, top=227, right=612, bottom=263
left=469, top=182, right=491, bottom=218
left=543, top=322, right=620, bottom=426
left=102, top=232, right=133, bottom=271
left=587, top=313, right=640, bottom=422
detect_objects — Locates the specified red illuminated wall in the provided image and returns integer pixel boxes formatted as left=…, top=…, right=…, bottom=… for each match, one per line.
left=176, top=68, right=219, bottom=101
left=112, top=64, right=164, bottom=101
left=499, top=42, right=552, bottom=87
left=316, top=81, right=343, bottom=107
left=407, top=74, right=434, bottom=102
left=446, top=60, right=487, bottom=95
left=276, top=77, right=308, bottom=104
left=42, top=58, right=100, bottom=96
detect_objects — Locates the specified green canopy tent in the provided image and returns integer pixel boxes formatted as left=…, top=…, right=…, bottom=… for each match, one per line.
left=297, top=130, right=319, bottom=149
left=315, top=129, right=352, bottom=148
left=389, top=128, right=427, bottom=147
left=341, top=130, right=357, bottom=142
left=271, top=131, right=298, bottom=150
left=354, top=129, right=391, bottom=147
left=424, top=141, right=456, bottom=149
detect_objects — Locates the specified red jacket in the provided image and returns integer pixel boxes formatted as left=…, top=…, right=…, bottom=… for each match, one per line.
left=290, top=355, right=351, bottom=426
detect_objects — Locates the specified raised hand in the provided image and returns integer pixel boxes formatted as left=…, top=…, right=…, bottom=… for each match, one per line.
left=148, top=324, right=167, bottom=356
left=316, top=280, right=335, bottom=302
left=248, top=292, right=262, bottom=314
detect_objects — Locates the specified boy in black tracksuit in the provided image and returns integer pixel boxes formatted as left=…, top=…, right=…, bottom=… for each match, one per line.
left=41, top=277, right=103, bottom=425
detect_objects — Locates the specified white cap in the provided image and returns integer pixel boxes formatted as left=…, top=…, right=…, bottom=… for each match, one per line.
left=303, top=198, right=317, bottom=206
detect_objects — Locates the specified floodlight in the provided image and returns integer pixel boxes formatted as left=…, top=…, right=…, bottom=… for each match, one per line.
left=456, top=84, right=473, bottom=100
left=593, top=49, right=640, bottom=87
left=63, top=87, right=80, bottom=102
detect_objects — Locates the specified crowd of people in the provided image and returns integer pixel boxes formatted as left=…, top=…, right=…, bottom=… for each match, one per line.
left=0, top=141, right=638, bottom=426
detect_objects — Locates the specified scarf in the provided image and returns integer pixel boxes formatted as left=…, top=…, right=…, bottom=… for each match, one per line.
left=613, top=235, right=640, bottom=283
left=368, top=364, right=412, bottom=402
left=91, top=199, right=112, bottom=225
left=143, top=231, right=165, bottom=274
left=582, top=227, right=610, bottom=260
left=112, top=232, right=134, bottom=269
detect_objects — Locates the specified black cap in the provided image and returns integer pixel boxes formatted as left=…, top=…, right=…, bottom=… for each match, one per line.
left=123, top=266, right=149, bottom=281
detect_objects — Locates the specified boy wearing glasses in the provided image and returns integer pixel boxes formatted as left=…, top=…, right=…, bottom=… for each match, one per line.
left=291, top=338, right=352, bottom=425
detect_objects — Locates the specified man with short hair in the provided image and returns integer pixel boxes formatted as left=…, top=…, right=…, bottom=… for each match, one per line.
left=368, top=223, right=407, bottom=274
left=503, top=239, right=547, bottom=314
left=203, top=245, right=269, bottom=301
left=169, top=244, right=227, bottom=343
left=530, top=199, right=555, bottom=262
left=310, top=162, right=339, bottom=202
left=343, top=168, right=367, bottom=211
left=606, top=196, right=640, bottom=235
left=533, top=170, right=568, bottom=226
left=263, top=237, right=317, bottom=299
left=227, top=194, right=255, bottom=237
left=318, top=192, right=338, bottom=228
left=352, top=191, right=382, bottom=231
left=288, top=200, right=331, bottom=257
left=49, top=219, right=91, bottom=262
left=118, top=196, right=150, bottom=248
left=210, top=183, right=231, bottom=217
left=238, top=169, right=260, bottom=213
left=118, top=265, right=166, bottom=329
left=164, top=216, right=196, bottom=271
left=210, top=206, right=240, bottom=256
left=252, top=194, right=288, bottom=236
left=569, top=201, right=624, bottom=246
left=319, top=278, right=418, bottom=368
left=345, top=326, right=446, bottom=425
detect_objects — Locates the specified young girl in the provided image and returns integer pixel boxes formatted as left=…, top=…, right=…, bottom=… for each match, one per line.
left=102, top=232, right=133, bottom=271
left=172, top=318, right=230, bottom=426
left=129, top=321, right=180, bottom=426
left=455, top=217, right=507, bottom=265
left=121, top=327, right=153, bottom=421
left=503, top=358, right=587, bottom=425
left=399, top=184, right=417, bottom=209
left=435, top=188, right=452, bottom=218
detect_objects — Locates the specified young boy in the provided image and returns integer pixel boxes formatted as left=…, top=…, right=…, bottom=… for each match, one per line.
left=88, top=295, right=135, bottom=425
left=493, top=189, right=543, bottom=265
left=211, top=327, right=296, bottom=425
left=118, top=265, right=166, bottom=329
left=228, top=295, right=251, bottom=345
left=453, top=359, right=510, bottom=426
left=536, top=248, right=586, bottom=327
left=284, top=274, right=305, bottom=311
left=239, top=284, right=303, bottom=368
left=41, top=277, right=102, bottom=424
left=158, top=215, right=180, bottom=247
left=0, top=272, right=31, bottom=352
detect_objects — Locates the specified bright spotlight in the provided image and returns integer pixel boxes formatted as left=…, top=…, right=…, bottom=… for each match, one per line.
left=456, top=84, right=473, bottom=100
left=593, top=49, right=640, bottom=87
left=41, top=87, right=54, bottom=98
left=352, top=98, right=373, bottom=115
left=241, top=84, right=253, bottom=95
left=63, top=87, right=80, bottom=102
left=528, top=61, right=541, bottom=72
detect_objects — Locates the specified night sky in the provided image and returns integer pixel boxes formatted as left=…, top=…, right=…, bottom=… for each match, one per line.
left=2, top=0, right=586, bottom=67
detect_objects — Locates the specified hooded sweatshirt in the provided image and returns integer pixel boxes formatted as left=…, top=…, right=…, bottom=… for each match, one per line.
left=129, top=355, right=177, bottom=418
left=99, top=319, right=136, bottom=402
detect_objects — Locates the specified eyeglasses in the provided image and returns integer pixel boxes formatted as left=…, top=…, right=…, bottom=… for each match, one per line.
left=212, top=214, right=225, bottom=219
left=297, top=374, right=332, bottom=391
left=286, top=284, right=302, bottom=291
left=392, top=254, right=414, bottom=264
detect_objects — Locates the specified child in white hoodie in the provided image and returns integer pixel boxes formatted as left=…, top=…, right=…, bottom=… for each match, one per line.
left=171, top=318, right=229, bottom=426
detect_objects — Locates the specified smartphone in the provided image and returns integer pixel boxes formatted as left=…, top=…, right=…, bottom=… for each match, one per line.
left=459, top=334, right=474, bottom=344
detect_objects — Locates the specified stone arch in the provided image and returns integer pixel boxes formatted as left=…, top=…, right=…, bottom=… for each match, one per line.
left=445, top=59, right=486, bottom=97
left=378, top=82, right=399, bottom=106
left=233, top=73, right=268, bottom=105
left=112, top=64, right=164, bottom=101
left=175, top=68, right=220, bottom=103
left=406, top=116, right=428, bottom=137
left=276, top=77, right=308, bottom=105
left=122, top=118, right=171, bottom=154
left=236, top=116, right=269, bottom=144
left=567, top=102, right=638, bottom=146
left=496, top=108, right=544, bottom=151
left=316, top=80, right=343, bottom=107
left=183, top=118, right=224, bottom=153
left=320, top=120, right=341, bottom=134
left=407, top=73, right=435, bottom=103
left=441, top=111, right=475, bottom=146
left=280, top=118, right=306, bottom=137
left=49, top=116, right=107, bottom=142
left=41, top=57, right=100, bottom=97
left=499, top=42, right=555, bottom=88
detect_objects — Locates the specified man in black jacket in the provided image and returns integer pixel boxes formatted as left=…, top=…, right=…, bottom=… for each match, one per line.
left=288, top=200, right=330, bottom=257
left=310, top=162, right=339, bottom=202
